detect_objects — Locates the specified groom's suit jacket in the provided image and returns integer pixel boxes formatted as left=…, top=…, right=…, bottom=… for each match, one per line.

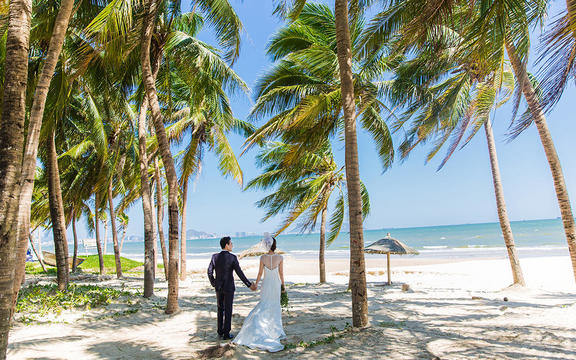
left=208, top=251, right=252, bottom=292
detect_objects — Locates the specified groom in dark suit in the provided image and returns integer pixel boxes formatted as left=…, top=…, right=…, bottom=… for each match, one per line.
left=208, top=236, right=256, bottom=340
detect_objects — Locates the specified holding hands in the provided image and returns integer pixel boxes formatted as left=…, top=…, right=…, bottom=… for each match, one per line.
left=250, top=283, right=257, bottom=291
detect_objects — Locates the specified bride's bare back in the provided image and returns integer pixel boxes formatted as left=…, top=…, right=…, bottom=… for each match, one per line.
left=261, top=254, right=283, bottom=270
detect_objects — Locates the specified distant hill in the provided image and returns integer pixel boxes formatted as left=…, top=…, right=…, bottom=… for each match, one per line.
left=126, top=235, right=143, bottom=243
left=186, top=229, right=216, bottom=239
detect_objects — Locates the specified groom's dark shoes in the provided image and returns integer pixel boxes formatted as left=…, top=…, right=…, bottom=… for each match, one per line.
left=219, top=333, right=234, bottom=340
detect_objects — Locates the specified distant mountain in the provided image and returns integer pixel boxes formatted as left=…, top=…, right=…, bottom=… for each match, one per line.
left=186, top=229, right=216, bottom=239
left=126, top=235, right=143, bottom=243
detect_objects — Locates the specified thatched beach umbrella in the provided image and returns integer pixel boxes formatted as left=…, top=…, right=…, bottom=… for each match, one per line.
left=364, top=233, right=418, bottom=285
left=238, top=242, right=285, bottom=259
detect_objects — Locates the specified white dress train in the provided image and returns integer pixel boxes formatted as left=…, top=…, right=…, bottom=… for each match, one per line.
left=233, top=255, right=285, bottom=352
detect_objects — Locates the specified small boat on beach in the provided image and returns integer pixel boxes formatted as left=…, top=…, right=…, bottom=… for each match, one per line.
left=41, top=251, right=85, bottom=268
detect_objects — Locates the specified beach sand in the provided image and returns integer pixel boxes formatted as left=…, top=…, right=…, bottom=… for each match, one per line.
left=8, top=255, right=576, bottom=359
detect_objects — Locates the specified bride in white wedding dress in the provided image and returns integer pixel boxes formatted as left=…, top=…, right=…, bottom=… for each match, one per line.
left=233, top=234, right=286, bottom=352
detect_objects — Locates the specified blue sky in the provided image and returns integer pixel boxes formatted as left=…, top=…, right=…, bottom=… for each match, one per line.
left=67, top=1, right=576, bottom=240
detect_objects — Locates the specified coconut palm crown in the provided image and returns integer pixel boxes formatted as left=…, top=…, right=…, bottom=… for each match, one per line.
left=244, top=3, right=395, bottom=172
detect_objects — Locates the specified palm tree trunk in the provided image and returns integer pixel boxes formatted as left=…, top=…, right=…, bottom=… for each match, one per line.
left=506, top=41, right=576, bottom=282
left=14, top=0, right=76, bottom=308
left=29, top=234, right=46, bottom=273
left=0, top=1, right=32, bottom=357
left=94, top=194, right=105, bottom=275
left=72, top=212, right=79, bottom=273
left=155, top=159, right=169, bottom=280
left=319, top=206, right=327, bottom=283
left=107, top=182, right=123, bottom=278
left=180, top=180, right=188, bottom=281
left=334, top=0, right=369, bottom=328
left=138, top=98, right=156, bottom=297
left=120, top=227, right=127, bottom=254
left=141, top=0, right=180, bottom=313
left=103, top=218, right=108, bottom=255
left=46, top=129, right=69, bottom=291
left=484, top=120, right=525, bottom=286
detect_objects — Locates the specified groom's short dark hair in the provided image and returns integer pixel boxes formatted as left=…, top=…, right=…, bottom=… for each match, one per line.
left=220, top=236, right=231, bottom=249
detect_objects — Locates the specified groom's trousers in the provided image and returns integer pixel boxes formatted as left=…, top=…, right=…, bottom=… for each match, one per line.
left=216, top=290, right=234, bottom=336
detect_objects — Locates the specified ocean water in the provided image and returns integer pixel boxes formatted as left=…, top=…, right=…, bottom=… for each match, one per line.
left=114, top=218, right=569, bottom=262
left=41, top=218, right=569, bottom=262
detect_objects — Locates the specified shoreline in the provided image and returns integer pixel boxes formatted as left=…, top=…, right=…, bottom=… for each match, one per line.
left=113, top=244, right=570, bottom=264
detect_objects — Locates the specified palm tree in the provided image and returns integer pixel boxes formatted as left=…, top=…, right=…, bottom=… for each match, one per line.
left=154, top=18, right=249, bottom=279
left=141, top=0, right=181, bottom=312
left=0, top=0, right=32, bottom=356
left=496, top=17, right=576, bottom=283
left=154, top=158, right=169, bottom=280
left=15, top=0, right=76, bottom=305
left=247, top=141, right=370, bottom=283
left=364, top=0, right=576, bottom=282
left=538, top=0, right=576, bottom=281
left=334, top=0, right=369, bottom=327
left=94, top=193, right=105, bottom=274
left=86, top=0, right=244, bottom=311
left=386, top=23, right=526, bottom=285
left=138, top=96, right=157, bottom=295
left=249, top=3, right=393, bottom=327
left=46, top=126, right=70, bottom=291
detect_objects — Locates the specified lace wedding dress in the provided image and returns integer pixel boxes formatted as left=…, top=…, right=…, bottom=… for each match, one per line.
left=233, top=254, right=285, bottom=352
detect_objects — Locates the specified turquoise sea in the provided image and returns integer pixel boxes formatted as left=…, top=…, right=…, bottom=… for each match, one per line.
left=114, top=218, right=570, bottom=262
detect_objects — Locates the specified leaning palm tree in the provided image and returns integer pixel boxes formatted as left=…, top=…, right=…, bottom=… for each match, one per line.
left=250, top=3, right=394, bottom=326
left=0, top=0, right=32, bottom=357
left=88, top=0, right=244, bottom=313
left=364, top=0, right=576, bottom=282
left=386, top=21, right=526, bottom=285
left=247, top=141, right=370, bottom=283
left=150, top=8, right=249, bottom=281
left=15, top=0, right=76, bottom=303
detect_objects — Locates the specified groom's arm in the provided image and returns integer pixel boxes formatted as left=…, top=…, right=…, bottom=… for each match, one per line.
left=232, top=255, right=252, bottom=288
left=207, top=254, right=216, bottom=288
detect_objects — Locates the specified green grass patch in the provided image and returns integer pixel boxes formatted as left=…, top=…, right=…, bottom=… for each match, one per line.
left=78, top=255, right=142, bottom=273
left=16, top=283, right=135, bottom=316
left=27, top=255, right=162, bottom=276
left=25, top=262, right=56, bottom=275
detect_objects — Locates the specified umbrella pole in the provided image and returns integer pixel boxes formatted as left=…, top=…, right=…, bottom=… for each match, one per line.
left=387, top=252, right=391, bottom=285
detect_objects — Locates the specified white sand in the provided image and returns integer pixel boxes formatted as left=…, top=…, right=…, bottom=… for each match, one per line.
left=7, top=255, right=576, bottom=359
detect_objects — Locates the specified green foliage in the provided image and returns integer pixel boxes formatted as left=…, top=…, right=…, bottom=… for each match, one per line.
left=78, top=255, right=142, bottom=273
left=246, top=3, right=395, bottom=171
left=16, top=283, right=135, bottom=316
left=247, top=141, right=369, bottom=241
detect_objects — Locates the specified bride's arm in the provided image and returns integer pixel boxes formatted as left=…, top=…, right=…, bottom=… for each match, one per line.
left=278, top=257, right=285, bottom=291
left=254, top=257, right=264, bottom=287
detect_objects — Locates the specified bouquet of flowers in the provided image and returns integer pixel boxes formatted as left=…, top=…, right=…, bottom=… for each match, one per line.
left=280, top=284, right=289, bottom=310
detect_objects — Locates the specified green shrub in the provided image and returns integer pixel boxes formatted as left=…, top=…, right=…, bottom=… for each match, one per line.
left=16, top=283, right=134, bottom=316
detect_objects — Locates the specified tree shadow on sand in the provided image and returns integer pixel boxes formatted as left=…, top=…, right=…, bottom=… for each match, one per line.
left=87, top=341, right=173, bottom=359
